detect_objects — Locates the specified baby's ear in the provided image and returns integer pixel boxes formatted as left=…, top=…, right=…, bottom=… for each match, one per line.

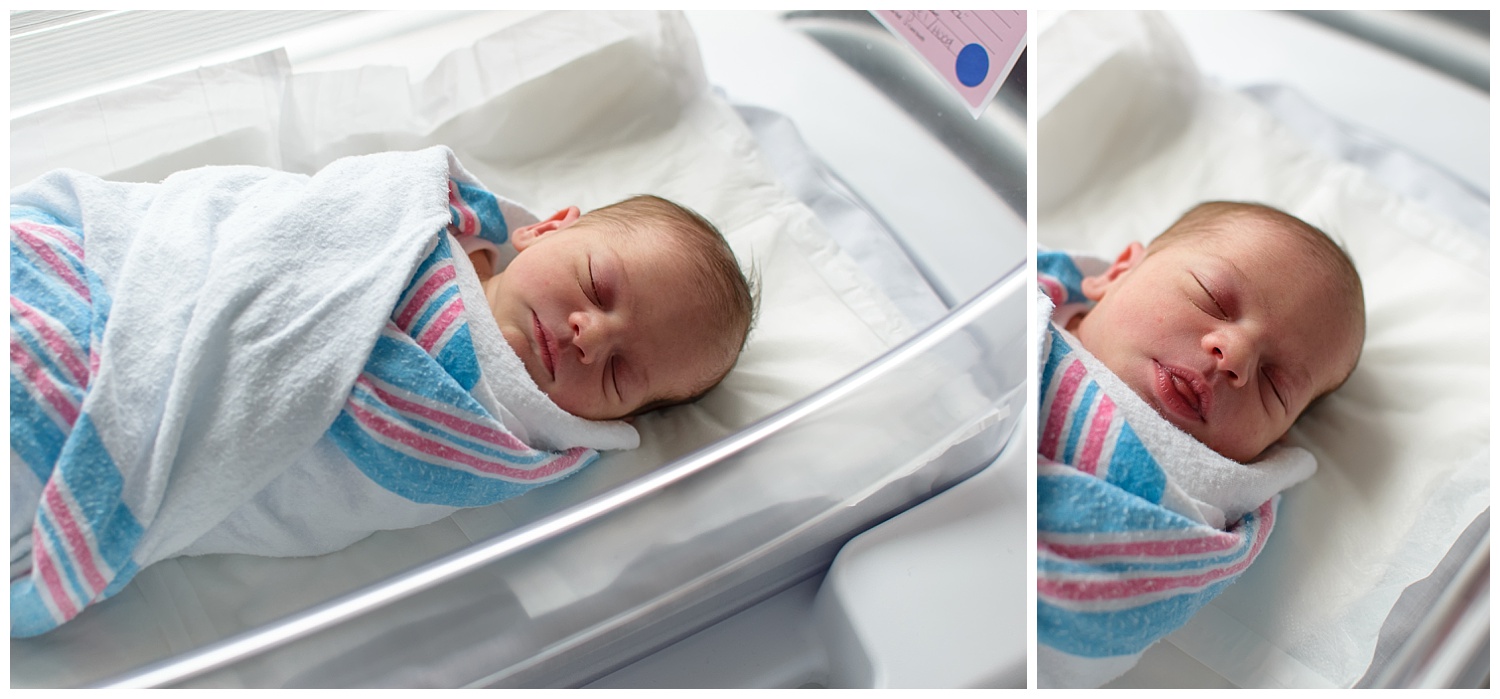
left=511, top=206, right=582, bottom=251
left=1080, top=241, right=1146, bottom=301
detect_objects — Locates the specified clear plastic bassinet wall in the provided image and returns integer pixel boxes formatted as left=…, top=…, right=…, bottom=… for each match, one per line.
left=10, top=10, right=1027, bottom=688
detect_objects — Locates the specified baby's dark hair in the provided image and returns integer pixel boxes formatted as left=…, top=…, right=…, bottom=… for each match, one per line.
left=1151, top=201, right=1365, bottom=397
left=579, top=195, right=758, bottom=414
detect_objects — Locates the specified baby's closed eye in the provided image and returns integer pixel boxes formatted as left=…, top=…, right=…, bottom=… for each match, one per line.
left=1190, top=273, right=1229, bottom=319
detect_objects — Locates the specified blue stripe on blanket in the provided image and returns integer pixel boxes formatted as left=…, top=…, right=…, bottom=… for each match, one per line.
left=1062, top=381, right=1098, bottom=464
left=10, top=249, right=91, bottom=348
left=449, top=179, right=508, bottom=248
left=328, top=237, right=596, bottom=508
left=1037, top=250, right=1090, bottom=306
left=9, top=378, right=69, bottom=482
left=392, top=236, right=480, bottom=390
left=54, top=416, right=145, bottom=571
left=11, top=416, right=144, bottom=637
left=1036, top=471, right=1197, bottom=534
left=348, top=383, right=550, bottom=466
left=1039, top=473, right=1259, bottom=575
left=329, top=411, right=596, bottom=508
left=9, top=210, right=102, bottom=478
left=1040, top=325, right=1066, bottom=394
left=410, top=285, right=461, bottom=339
left=1038, top=500, right=1271, bottom=658
left=1106, top=426, right=1162, bottom=503
left=433, top=324, right=480, bottom=392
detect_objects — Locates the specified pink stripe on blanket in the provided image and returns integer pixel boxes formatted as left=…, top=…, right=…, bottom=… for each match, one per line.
left=32, top=540, right=77, bottom=623
left=356, top=376, right=530, bottom=452
left=1040, top=360, right=1086, bottom=460
left=1075, top=394, right=1115, bottom=476
left=11, top=297, right=90, bottom=386
left=1040, top=529, right=1239, bottom=559
left=416, top=299, right=464, bottom=353
left=43, top=483, right=107, bottom=595
left=1039, top=277, right=1065, bottom=307
left=449, top=182, right=477, bottom=236
left=12, top=225, right=90, bottom=301
left=1038, top=500, right=1276, bottom=601
left=394, top=265, right=456, bottom=331
left=11, top=336, right=79, bottom=427
left=348, top=400, right=585, bottom=481
left=13, top=220, right=85, bottom=260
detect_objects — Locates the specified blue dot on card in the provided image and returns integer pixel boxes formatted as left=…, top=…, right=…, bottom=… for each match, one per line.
left=955, top=43, right=989, bottom=87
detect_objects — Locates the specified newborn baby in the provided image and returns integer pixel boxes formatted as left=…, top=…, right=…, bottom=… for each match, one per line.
left=1059, top=200, right=1364, bottom=462
left=467, top=195, right=754, bottom=422
left=1036, top=200, right=1366, bottom=688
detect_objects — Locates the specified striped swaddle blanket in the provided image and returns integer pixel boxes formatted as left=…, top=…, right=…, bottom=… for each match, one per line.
left=1035, top=250, right=1308, bottom=687
left=10, top=148, right=633, bottom=637
left=329, top=180, right=597, bottom=508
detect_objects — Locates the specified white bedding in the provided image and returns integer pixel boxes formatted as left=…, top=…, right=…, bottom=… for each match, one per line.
left=1039, top=11, right=1488, bottom=688
left=9, top=11, right=1003, bottom=687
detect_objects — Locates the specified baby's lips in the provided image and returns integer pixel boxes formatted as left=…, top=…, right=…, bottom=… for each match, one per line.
left=1153, top=361, right=1209, bottom=423
left=532, top=312, right=556, bottom=379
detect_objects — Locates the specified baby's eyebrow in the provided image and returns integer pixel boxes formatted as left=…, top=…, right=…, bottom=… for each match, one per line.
left=1220, top=255, right=1249, bottom=283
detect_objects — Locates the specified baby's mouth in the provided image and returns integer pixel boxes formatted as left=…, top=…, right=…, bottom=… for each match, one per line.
left=1152, top=361, right=1209, bottom=423
left=533, top=312, right=556, bottom=380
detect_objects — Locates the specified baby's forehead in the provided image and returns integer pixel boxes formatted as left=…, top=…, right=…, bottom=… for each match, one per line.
left=1159, top=224, right=1342, bottom=285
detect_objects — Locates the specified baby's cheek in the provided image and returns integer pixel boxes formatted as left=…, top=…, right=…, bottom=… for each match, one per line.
left=498, top=325, right=526, bottom=359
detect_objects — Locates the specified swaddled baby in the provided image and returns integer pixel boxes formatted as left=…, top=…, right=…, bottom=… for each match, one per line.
left=1036, top=201, right=1365, bottom=687
left=1060, top=200, right=1364, bottom=463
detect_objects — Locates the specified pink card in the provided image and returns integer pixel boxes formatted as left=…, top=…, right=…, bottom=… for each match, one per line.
left=874, top=10, right=1027, bottom=118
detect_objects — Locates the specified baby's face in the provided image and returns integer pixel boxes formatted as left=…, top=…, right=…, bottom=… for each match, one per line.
left=484, top=208, right=733, bottom=421
left=1069, top=225, right=1361, bottom=462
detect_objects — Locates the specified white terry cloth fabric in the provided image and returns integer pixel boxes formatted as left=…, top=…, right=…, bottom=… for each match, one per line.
left=184, top=229, right=640, bottom=560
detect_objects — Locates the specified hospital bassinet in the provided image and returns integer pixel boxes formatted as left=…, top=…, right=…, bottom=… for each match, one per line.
left=9, top=11, right=1027, bottom=687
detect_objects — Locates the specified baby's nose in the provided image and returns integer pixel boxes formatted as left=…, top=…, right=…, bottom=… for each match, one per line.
left=569, top=309, right=610, bottom=364
left=1213, top=346, right=1254, bottom=389
left=1206, top=332, right=1253, bottom=388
